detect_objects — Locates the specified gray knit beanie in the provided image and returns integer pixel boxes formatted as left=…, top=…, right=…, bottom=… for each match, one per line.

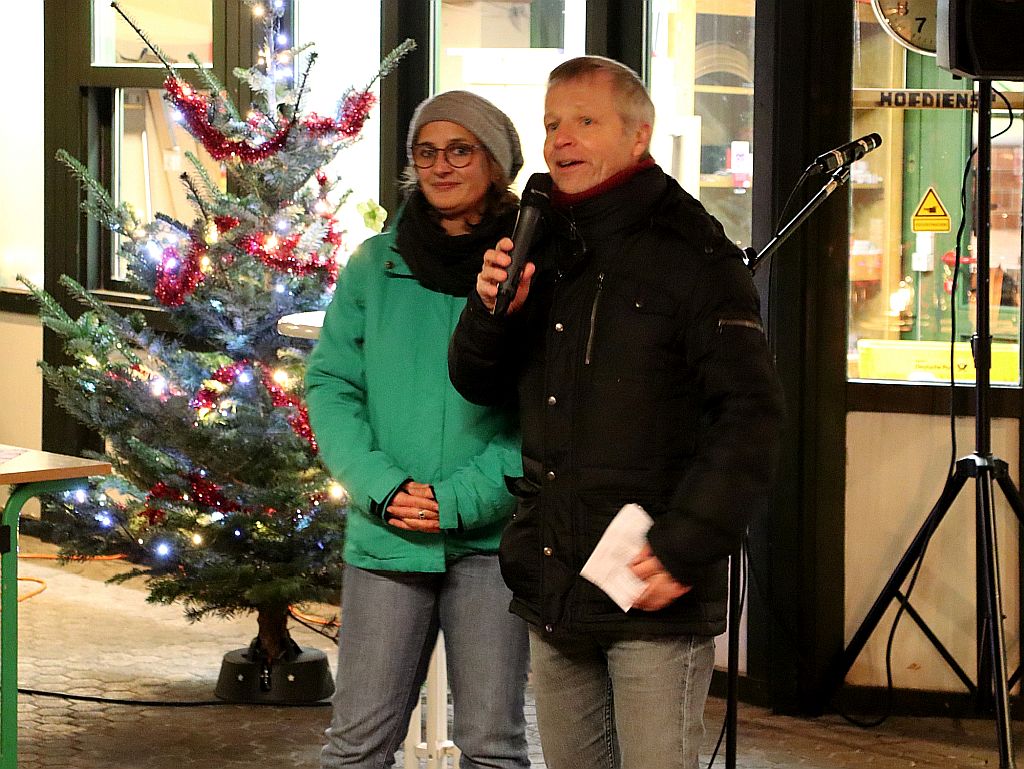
left=407, top=90, right=524, bottom=180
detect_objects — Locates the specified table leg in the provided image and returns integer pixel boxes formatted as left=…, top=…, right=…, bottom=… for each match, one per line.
left=1, top=479, right=95, bottom=769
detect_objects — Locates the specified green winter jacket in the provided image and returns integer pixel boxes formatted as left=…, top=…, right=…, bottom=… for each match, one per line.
left=305, top=225, right=522, bottom=572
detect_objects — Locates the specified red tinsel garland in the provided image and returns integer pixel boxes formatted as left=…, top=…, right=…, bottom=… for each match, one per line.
left=164, top=77, right=293, bottom=163
left=303, top=90, right=377, bottom=139
left=154, top=238, right=208, bottom=307
left=238, top=225, right=341, bottom=279
left=259, top=367, right=318, bottom=454
left=189, top=360, right=317, bottom=452
left=140, top=473, right=241, bottom=525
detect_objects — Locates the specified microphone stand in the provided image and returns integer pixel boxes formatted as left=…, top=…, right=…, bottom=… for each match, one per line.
left=721, top=162, right=850, bottom=769
left=744, top=164, right=851, bottom=274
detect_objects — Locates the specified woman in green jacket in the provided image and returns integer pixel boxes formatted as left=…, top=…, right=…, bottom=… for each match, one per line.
left=307, top=91, right=530, bottom=769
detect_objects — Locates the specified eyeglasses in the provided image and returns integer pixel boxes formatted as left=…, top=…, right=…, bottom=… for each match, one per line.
left=411, top=142, right=483, bottom=169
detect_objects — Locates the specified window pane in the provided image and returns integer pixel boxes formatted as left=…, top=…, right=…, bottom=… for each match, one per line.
left=847, top=1, right=1024, bottom=384
left=434, top=0, right=587, bottom=187
left=93, top=0, right=213, bottom=67
left=0, top=2, right=43, bottom=288
left=648, top=0, right=755, bottom=250
left=294, top=1, right=382, bottom=252
left=112, top=88, right=225, bottom=280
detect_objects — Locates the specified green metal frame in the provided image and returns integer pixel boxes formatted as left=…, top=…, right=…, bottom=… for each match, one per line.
left=1, top=478, right=93, bottom=769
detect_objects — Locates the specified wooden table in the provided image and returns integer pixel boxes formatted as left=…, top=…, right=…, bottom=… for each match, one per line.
left=0, top=445, right=110, bottom=769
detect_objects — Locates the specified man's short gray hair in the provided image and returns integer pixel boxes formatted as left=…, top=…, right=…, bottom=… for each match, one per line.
left=547, top=56, right=655, bottom=129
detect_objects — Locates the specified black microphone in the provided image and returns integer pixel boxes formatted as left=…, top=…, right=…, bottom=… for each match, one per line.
left=811, top=133, right=882, bottom=173
left=493, top=173, right=552, bottom=316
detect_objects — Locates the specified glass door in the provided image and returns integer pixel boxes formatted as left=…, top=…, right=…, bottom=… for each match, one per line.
left=433, top=0, right=588, bottom=187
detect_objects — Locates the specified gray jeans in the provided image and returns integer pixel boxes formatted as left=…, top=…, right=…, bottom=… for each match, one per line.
left=320, top=557, right=531, bottom=769
left=529, top=628, right=715, bottom=769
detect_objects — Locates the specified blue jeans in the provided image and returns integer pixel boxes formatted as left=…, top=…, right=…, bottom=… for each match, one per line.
left=528, top=629, right=715, bottom=769
left=320, top=556, right=531, bottom=769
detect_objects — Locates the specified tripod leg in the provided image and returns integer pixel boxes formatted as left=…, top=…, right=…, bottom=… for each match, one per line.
left=994, top=469, right=1024, bottom=690
left=978, top=470, right=1016, bottom=768
left=994, top=463, right=1024, bottom=524
left=817, top=465, right=970, bottom=708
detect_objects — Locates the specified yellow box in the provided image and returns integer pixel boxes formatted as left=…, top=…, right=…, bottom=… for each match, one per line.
left=856, top=339, right=1020, bottom=384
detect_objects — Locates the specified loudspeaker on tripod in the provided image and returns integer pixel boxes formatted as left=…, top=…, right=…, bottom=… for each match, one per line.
left=937, top=0, right=1024, bottom=80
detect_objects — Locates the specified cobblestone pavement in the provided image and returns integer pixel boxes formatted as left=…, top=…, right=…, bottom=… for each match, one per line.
left=13, top=534, right=1024, bottom=768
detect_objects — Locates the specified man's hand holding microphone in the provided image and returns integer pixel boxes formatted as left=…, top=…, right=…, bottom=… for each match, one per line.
left=477, top=173, right=552, bottom=316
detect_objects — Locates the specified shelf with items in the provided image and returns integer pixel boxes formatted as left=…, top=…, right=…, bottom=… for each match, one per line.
left=848, top=5, right=906, bottom=359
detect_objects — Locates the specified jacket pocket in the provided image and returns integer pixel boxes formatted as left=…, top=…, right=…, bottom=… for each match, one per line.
left=498, top=496, right=542, bottom=599
left=587, top=272, right=680, bottom=379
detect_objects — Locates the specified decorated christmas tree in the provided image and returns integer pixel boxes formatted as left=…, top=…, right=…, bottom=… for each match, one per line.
left=22, top=2, right=412, bottom=700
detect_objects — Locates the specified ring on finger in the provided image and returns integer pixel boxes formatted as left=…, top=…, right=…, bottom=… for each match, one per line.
left=417, top=509, right=426, bottom=520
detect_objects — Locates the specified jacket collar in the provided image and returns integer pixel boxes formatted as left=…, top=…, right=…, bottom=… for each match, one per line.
left=551, top=162, right=667, bottom=244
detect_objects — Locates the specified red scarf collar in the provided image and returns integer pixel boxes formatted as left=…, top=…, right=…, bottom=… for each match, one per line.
left=550, top=156, right=656, bottom=208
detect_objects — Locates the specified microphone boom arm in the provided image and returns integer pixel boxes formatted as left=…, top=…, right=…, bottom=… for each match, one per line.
left=744, top=164, right=851, bottom=274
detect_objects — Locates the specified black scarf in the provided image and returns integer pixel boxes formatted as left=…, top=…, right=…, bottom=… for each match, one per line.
left=393, top=189, right=518, bottom=296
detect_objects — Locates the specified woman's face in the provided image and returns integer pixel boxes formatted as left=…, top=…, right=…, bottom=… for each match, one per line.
left=414, top=120, right=494, bottom=233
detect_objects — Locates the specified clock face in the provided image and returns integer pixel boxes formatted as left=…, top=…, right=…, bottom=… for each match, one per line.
left=870, top=0, right=938, bottom=56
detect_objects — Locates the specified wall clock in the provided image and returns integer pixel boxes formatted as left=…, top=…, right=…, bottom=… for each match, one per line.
left=870, top=0, right=938, bottom=56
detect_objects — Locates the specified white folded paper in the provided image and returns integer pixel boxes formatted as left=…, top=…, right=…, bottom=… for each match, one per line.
left=580, top=503, right=654, bottom=612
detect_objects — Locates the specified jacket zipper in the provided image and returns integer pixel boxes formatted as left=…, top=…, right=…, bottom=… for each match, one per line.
left=585, top=272, right=605, bottom=365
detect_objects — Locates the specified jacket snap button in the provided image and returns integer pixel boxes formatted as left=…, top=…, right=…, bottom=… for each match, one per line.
left=547, top=395, right=557, bottom=406
left=543, top=546, right=553, bottom=556
left=545, top=624, right=554, bottom=633
left=634, top=299, right=644, bottom=309
left=554, top=322, right=564, bottom=332
left=546, top=470, right=556, bottom=481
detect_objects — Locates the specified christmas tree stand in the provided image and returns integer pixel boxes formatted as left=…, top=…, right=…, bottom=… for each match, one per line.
left=214, top=636, right=334, bottom=704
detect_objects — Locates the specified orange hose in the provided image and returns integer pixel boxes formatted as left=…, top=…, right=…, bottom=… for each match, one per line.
left=290, top=606, right=339, bottom=628
left=18, top=553, right=127, bottom=560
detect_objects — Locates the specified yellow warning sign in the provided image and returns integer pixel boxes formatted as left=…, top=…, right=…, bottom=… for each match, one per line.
left=912, top=187, right=951, bottom=233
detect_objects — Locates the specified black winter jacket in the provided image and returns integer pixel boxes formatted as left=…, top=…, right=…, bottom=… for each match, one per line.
left=448, top=165, right=785, bottom=638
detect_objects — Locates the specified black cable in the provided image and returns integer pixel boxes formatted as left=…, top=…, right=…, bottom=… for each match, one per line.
left=18, top=687, right=331, bottom=707
left=948, top=142, right=978, bottom=471
left=991, top=87, right=1015, bottom=139
left=837, top=82, right=1013, bottom=729
left=20, top=618, right=335, bottom=707
left=830, top=98, right=982, bottom=728
left=705, top=536, right=748, bottom=768
left=774, top=168, right=813, bottom=237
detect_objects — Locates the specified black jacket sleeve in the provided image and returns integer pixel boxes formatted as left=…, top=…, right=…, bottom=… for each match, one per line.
left=448, top=290, right=522, bottom=407
left=646, top=250, right=786, bottom=585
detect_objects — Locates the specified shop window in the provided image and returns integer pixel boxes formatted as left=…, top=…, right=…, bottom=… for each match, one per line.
left=648, top=0, right=755, bottom=250
left=93, top=0, right=213, bottom=67
left=112, top=88, right=225, bottom=280
left=294, top=3, right=382, bottom=247
left=0, top=2, right=43, bottom=289
left=848, top=2, right=1024, bottom=384
left=433, top=0, right=588, bottom=187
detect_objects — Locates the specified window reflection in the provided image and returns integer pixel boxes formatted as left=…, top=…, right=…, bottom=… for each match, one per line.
left=434, top=0, right=587, bottom=188
left=113, top=88, right=224, bottom=280
left=294, top=2, right=382, bottom=253
left=93, top=0, right=212, bottom=67
left=648, top=0, right=755, bottom=250
left=848, top=0, right=1024, bottom=384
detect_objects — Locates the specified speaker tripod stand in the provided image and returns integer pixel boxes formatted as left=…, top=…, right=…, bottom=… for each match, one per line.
left=819, top=79, right=1020, bottom=769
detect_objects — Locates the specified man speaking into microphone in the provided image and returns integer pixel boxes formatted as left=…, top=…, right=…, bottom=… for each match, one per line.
left=449, top=56, right=785, bottom=769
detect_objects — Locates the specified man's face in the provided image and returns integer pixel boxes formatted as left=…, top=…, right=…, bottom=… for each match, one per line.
left=543, top=72, right=651, bottom=195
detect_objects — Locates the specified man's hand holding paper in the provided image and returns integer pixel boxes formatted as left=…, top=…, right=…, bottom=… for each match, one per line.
left=580, top=503, right=691, bottom=612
